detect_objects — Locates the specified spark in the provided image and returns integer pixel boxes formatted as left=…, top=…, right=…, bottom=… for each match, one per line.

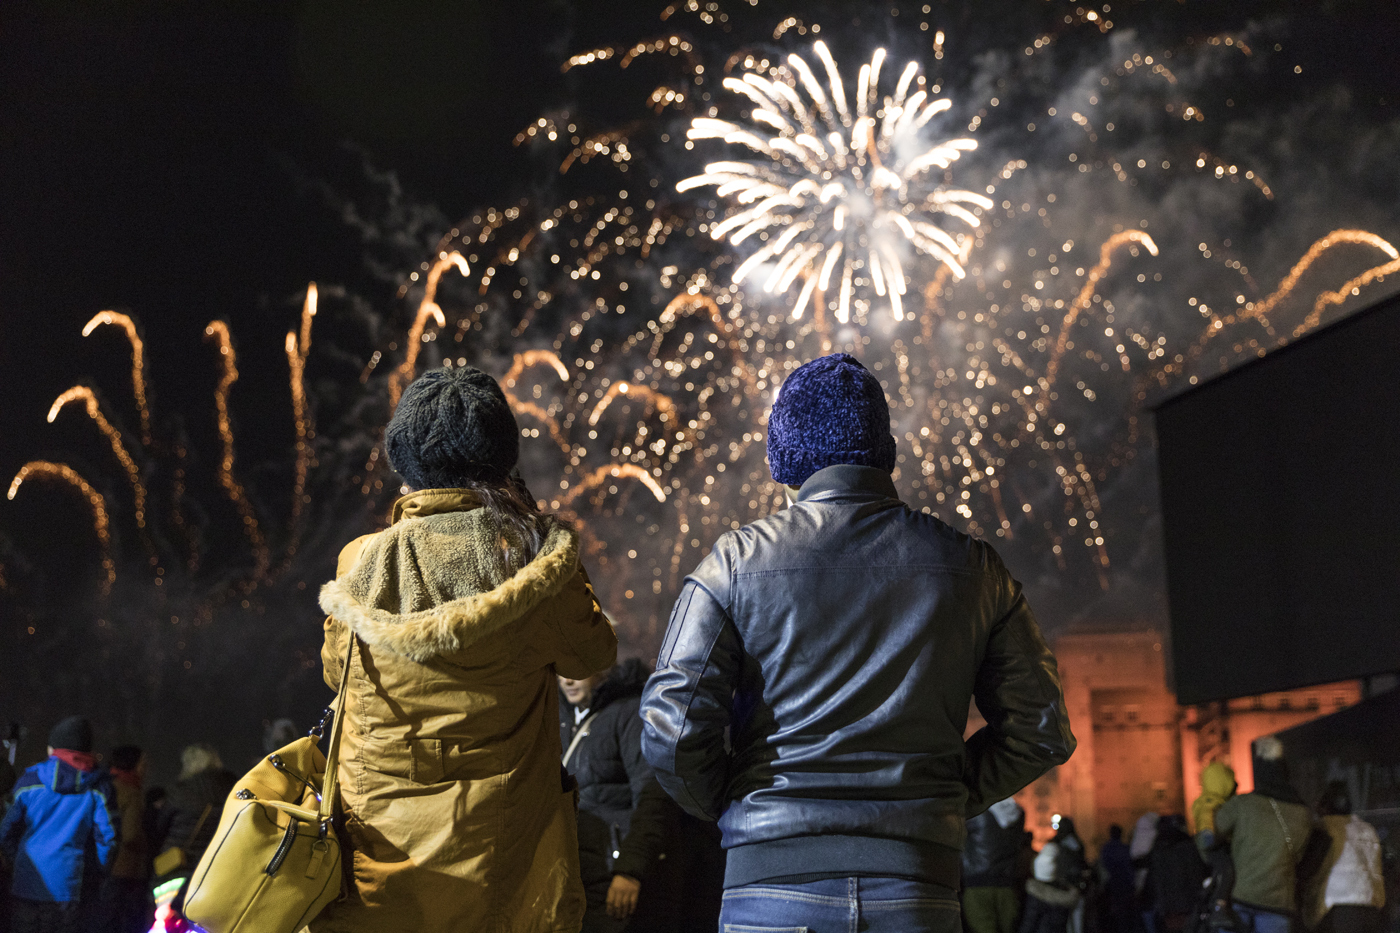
left=391, top=252, right=470, bottom=409
left=82, top=311, right=152, bottom=446
left=47, top=387, right=150, bottom=535
left=680, top=41, right=993, bottom=323
left=203, top=321, right=270, bottom=583
left=8, top=461, right=115, bottom=598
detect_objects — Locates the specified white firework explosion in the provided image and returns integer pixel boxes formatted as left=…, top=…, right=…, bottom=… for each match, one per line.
left=678, top=41, right=993, bottom=323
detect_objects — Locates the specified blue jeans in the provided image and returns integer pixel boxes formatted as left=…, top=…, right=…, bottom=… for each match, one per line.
left=719, top=876, right=961, bottom=933
left=1235, top=906, right=1292, bottom=933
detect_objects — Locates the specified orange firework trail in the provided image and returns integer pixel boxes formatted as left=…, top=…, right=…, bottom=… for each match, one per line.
left=8, top=461, right=115, bottom=598
left=560, top=463, right=668, bottom=508
left=501, top=351, right=572, bottom=453
left=282, top=283, right=318, bottom=568
left=1167, top=230, right=1399, bottom=378
left=657, top=293, right=759, bottom=396
left=82, top=311, right=152, bottom=447
left=1043, top=230, right=1159, bottom=401
left=1299, top=257, right=1400, bottom=334
left=203, top=321, right=270, bottom=582
left=589, top=382, right=680, bottom=428
left=503, top=349, right=570, bottom=387
left=390, top=252, right=470, bottom=409
left=47, top=387, right=150, bottom=535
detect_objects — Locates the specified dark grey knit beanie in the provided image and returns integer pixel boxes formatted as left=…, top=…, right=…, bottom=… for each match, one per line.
left=48, top=716, right=93, bottom=753
left=386, top=366, right=520, bottom=489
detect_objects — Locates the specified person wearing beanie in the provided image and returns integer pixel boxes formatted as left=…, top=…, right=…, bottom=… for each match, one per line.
left=0, top=716, right=116, bottom=932
left=313, top=365, right=617, bottom=933
left=1193, top=762, right=1240, bottom=932
left=642, top=352, right=1075, bottom=932
left=1209, top=736, right=1315, bottom=933
left=100, top=745, right=153, bottom=933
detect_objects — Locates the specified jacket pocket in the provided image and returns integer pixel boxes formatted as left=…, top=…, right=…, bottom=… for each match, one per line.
left=361, top=737, right=443, bottom=785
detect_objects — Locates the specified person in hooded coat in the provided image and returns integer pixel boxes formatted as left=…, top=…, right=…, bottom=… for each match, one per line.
left=154, top=743, right=236, bottom=928
left=0, top=717, right=115, bottom=933
left=313, top=366, right=618, bottom=933
left=559, top=659, right=672, bottom=933
left=1192, top=762, right=1239, bottom=931
left=963, top=798, right=1027, bottom=933
left=1211, top=736, right=1314, bottom=933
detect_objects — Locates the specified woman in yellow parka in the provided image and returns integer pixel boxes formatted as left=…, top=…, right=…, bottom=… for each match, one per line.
left=313, top=366, right=618, bottom=933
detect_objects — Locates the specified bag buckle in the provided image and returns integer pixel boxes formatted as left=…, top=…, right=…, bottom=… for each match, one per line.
left=268, top=754, right=322, bottom=803
left=309, top=707, right=334, bottom=740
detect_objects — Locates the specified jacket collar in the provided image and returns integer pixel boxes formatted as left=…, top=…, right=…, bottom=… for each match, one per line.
left=795, top=464, right=900, bottom=504
left=391, top=488, right=482, bottom=524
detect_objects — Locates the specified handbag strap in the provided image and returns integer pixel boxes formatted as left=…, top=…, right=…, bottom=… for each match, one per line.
left=318, top=628, right=356, bottom=823
left=1268, top=797, right=1295, bottom=857
left=561, top=712, right=599, bottom=768
left=182, top=803, right=214, bottom=849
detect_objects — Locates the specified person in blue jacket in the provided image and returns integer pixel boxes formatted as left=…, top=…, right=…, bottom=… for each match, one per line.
left=0, top=716, right=116, bottom=933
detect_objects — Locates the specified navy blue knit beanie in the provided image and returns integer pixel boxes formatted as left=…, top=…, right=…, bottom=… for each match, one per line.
left=386, top=366, right=520, bottom=489
left=767, top=353, right=897, bottom=486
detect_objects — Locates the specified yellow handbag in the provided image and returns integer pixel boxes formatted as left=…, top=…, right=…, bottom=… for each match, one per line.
left=182, top=636, right=354, bottom=933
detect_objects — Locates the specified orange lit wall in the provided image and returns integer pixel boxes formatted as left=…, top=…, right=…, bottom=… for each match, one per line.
left=993, top=629, right=1361, bottom=856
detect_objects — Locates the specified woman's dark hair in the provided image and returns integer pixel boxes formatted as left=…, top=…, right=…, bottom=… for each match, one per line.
left=466, top=472, right=570, bottom=581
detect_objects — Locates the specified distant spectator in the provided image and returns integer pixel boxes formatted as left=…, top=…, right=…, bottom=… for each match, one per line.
left=1212, top=736, right=1313, bottom=933
left=1143, top=815, right=1207, bottom=933
left=1098, top=825, right=1136, bottom=933
left=102, top=746, right=153, bottom=933
left=964, top=798, right=1028, bottom=933
left=1192, top=762, right=1239, bottom=930
left=0, top=716, right=116, bottom=933
left=1021, top=817, right=1086, bottom=933
left=1302, top=783, right=1384, bottom=933
left=262, top=719, right=299, bottom=756
left=560, top=659, right=670, bottom=933
left=154, top=744, right=235, bottom=924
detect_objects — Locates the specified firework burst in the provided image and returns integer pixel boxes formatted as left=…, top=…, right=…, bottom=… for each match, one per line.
left=679, top=40, right=993, bottom=323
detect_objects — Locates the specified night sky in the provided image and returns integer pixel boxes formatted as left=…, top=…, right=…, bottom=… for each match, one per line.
left=2, top=0, right=1398, bottom=776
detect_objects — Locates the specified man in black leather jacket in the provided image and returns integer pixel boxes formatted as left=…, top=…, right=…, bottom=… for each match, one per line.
left=640, top=353, right=1076, bottom=933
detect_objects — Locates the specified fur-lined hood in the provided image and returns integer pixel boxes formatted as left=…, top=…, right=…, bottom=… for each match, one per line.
left=319, top=489, right=581, bottom=663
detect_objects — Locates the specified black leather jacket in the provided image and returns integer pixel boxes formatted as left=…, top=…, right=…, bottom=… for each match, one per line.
left=640, top=465, right=1075, bottom=886
left=963, top=806, right=1026, bottom=888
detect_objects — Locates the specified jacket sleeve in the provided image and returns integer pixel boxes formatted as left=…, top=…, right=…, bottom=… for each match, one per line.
left=91, top=791, right=118, bottom=870
left=964, top=550, right=1076, bottom=817
left=322, top=535, right=372, bottom=692
left=640, top=546, right=743, bottom=822
left=0, top=791, right=26, bottom=861
left=550, top=566, right=619, bottom=680
left=612, top=708, right=668, bottom=882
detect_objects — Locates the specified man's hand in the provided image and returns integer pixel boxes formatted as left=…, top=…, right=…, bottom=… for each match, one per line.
left=605, top=874, right=641, bottom=919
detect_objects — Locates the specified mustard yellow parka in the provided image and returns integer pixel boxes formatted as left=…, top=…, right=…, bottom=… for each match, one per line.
left=312, top=489, right=618, bottom=933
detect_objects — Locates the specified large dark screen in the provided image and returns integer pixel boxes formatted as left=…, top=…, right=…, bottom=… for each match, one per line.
left=1155, top=295, right=1400, bottom=704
